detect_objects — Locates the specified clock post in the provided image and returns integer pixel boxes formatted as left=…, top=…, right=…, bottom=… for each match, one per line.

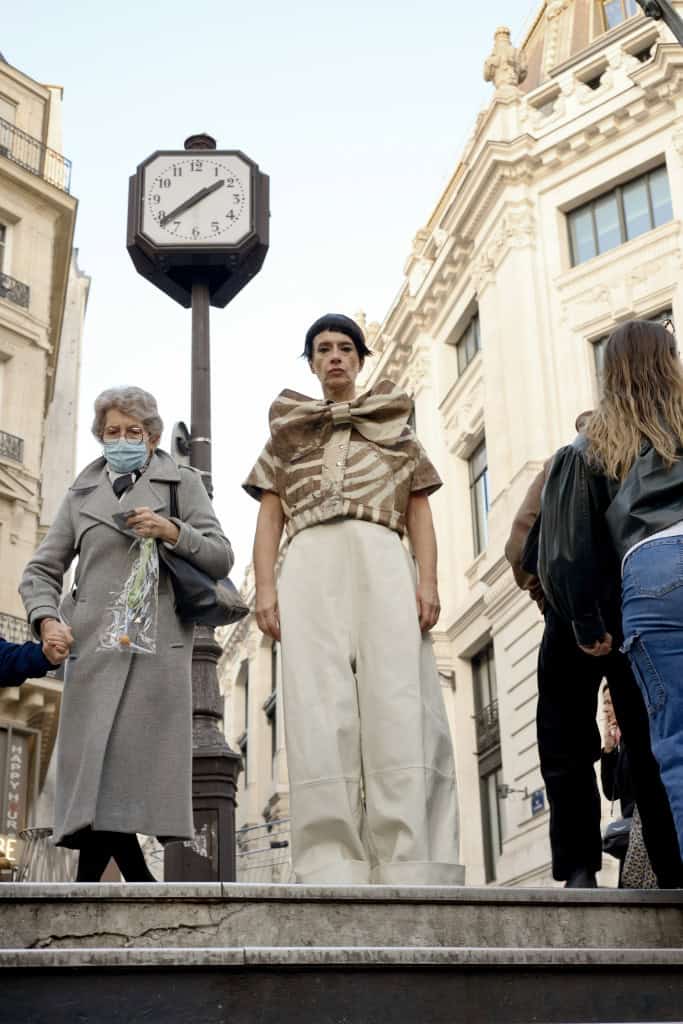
left=127, top=133, right=269, bottom=881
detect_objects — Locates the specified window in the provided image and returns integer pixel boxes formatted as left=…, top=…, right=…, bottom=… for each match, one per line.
left=237, top=661, right=249, bottom=786
left=471, top=643, right=504, bottom=883
left=593, top=308, right=674, bottom=380
left=601, top=0, right=639, bottom=30
left=454, top=314, right=481, bottom=376
left=469, top=441, right=489, bottom=557
left=480, top=765, right=506, bottom=883
left=472, top=643, right=499, bottom=754
left=568, top=166, right=673, bottom=266
left=0, top=96, right=15, bottom=157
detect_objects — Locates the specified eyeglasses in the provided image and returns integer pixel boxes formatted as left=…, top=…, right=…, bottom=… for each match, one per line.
left=102, top=426, right=146, bottom=443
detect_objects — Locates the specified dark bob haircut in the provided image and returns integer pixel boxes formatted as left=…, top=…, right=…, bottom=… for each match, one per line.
left=302, top=313, right=373, bottom=363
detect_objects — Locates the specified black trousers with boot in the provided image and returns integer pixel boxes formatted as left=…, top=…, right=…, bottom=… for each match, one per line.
left=75, top=829, right=155, bottom=883
left=537, top=606, right=683, bottom=886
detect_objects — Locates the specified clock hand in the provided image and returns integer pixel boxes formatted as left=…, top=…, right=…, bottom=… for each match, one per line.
left=159, top=179, right=225, bottom=227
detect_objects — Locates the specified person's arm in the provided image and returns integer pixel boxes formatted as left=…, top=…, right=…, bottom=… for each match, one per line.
left=0, top=638, right=57, bottom=687
left=156, top=468, right=234, bottom=579
left=505, top=467, right=546, bottom=591
left=19, top=495, right=76, bottom=654
left=253, top=492, right=285, bottom=641
left=406, top=492, right=440, bottom=632
left=600, top=746, right=619, bottom=801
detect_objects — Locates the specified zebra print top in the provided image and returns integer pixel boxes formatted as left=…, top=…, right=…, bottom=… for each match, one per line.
left=243, top=380, right=441, bottom=539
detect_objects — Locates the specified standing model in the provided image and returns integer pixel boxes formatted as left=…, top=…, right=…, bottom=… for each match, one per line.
left=245, top=314, right=463, bottom=885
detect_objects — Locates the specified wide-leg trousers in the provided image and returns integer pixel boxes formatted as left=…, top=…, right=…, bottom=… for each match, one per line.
left=278, top=519, right=464, bottom=885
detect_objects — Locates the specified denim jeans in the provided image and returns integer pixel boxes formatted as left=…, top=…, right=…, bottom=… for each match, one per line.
left=622, top=536, right=683, bottom=859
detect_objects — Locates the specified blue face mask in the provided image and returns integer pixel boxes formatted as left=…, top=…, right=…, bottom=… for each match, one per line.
left=102, top=439, right=148, bottom=474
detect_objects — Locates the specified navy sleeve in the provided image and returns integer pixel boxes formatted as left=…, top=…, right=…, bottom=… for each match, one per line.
left=0, top=637, right=53, bottom=687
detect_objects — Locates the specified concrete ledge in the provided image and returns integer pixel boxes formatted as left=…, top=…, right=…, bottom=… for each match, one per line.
left=2, top=882, right=682, bottom=905
left=2, top=945, right=683, bottom=969
left=2, top=884, right=681, bottom=953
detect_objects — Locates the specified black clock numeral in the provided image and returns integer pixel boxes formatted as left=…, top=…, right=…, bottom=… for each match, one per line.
left=192, top=226, right=201, bottom=239
left=190, top=159, right=203, bottom=172
left=158, top=178, right=171, bottom=188
left=152, top=194, right=161, bottom=204
left=173, top=220, right=181, bottom=230
left=225, top=177, right=234, bottom=187
left=211, top=221, right=220, bottom=233
left=158, top=210, right=166, bottom=221
left=214, top=166, right=221, bottom=177
left=226, top=210, right=236, bottom=221
left=233, top=193, right=241, bottom=204
left=172, top=165, right=183, bottom=177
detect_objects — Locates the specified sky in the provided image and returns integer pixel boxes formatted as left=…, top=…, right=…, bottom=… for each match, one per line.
left=6, top=0, right=539, bottom=580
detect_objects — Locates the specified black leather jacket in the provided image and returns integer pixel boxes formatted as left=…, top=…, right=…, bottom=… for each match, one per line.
left=537, top=434, right=683, bottom=647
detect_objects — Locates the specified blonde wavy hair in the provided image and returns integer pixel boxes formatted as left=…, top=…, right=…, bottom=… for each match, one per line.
left=586, top=319, right=683, bottom=481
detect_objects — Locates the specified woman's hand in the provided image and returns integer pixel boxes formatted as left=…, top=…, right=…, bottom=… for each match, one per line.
left=39, top=618, right=73, bottom=663
left=579, top=633, right=613, bottom=657
left=255, top=584, right=281, bottom=641
left=127, top=507, right=180, bottom=544
left=416, top=580, right=440, bottom=632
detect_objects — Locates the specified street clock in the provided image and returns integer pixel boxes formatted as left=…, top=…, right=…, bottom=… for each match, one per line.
left=127, top=135, right=269, bottom=308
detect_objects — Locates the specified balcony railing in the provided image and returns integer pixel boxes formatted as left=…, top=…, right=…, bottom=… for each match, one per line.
left=0, top=117, right=72, bottom=194
left=0, top=271, right=30, bottom=309
left=0, top=430, right=24, bottom=463
left=474, top=698, right=500, bottom=753
left=0, top=611, right=31, bottom=644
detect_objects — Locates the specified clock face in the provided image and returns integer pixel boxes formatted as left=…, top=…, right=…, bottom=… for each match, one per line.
left=140, top=153, right=253, bottom=247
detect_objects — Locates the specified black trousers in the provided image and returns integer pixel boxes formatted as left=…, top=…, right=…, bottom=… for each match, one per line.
left=537, top=607, right=683, bottom=886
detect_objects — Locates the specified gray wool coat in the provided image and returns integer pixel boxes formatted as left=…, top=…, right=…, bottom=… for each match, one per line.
left=19, top=450, right=233, bottom=847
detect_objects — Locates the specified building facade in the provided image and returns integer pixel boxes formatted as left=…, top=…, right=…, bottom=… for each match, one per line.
left=218, top=0, right=683, bottom=886
left=0, top=53, right=86, bottom=876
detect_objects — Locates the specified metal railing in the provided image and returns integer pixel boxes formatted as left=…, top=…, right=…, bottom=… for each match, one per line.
left=236, top=817, right=293, bottom=883
left=0, top=271, right=29, bottom=309
left=0, top=612, right=31, bottom=643
left=474, top=699, right=500, bottom=753
left=0, top=430, right=24, bottom=463
left=0, top=117, right=72, bottom=193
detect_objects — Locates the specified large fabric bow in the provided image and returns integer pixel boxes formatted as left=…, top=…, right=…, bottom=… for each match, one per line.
left=268, top=379, right=413, bottom=459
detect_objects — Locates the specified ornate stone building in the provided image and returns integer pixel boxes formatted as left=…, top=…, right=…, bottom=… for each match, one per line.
left=219, top=0, right=682, bottom=885
left=0, top=52, right=87, bottom=875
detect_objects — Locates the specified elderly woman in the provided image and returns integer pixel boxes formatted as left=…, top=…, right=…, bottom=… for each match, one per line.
left=245, top=314, right=462, bottom=885
left=20, top=387, right=233, bottom=882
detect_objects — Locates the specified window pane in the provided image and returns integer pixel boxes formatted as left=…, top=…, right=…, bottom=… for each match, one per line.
left=472, top=473, right=489, bottom=555
left=569, top=208, right=597, bottom=265
left=626, top=0, right=638, bottom=15
left=649, top=167, right=673, bottom=228
left=469, top=442, right=487, bottom=482
left=622, top=178, right=652, bottom=240
left=594, top=194, right=621, bottom=253
left=603, top=0, right=624, bottom=28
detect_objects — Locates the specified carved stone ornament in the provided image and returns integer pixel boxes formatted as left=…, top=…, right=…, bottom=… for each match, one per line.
left=484, top=26, right=528, bottom=96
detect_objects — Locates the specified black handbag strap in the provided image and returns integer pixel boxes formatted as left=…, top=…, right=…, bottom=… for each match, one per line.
left=169, top=480, right=179, bottom=519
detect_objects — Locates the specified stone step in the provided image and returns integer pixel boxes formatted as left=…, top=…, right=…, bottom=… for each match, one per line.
left=2, top=882, right=682, bottom=952
left=1, top=944, right=682, bottom=1023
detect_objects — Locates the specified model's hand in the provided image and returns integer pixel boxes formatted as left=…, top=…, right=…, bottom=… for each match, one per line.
left=256, top=584, right=281, bottom=641
left=579, top=633, right=613, bottom=657
left=42, top=638, right=70, bottom=666
left=39, top=617, right=73, bottom=655
left=528, top=579, right=545, bottom=613
left=416, top=581, right=440, bottom=632
left=127, top=507, right=180, bottom=544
